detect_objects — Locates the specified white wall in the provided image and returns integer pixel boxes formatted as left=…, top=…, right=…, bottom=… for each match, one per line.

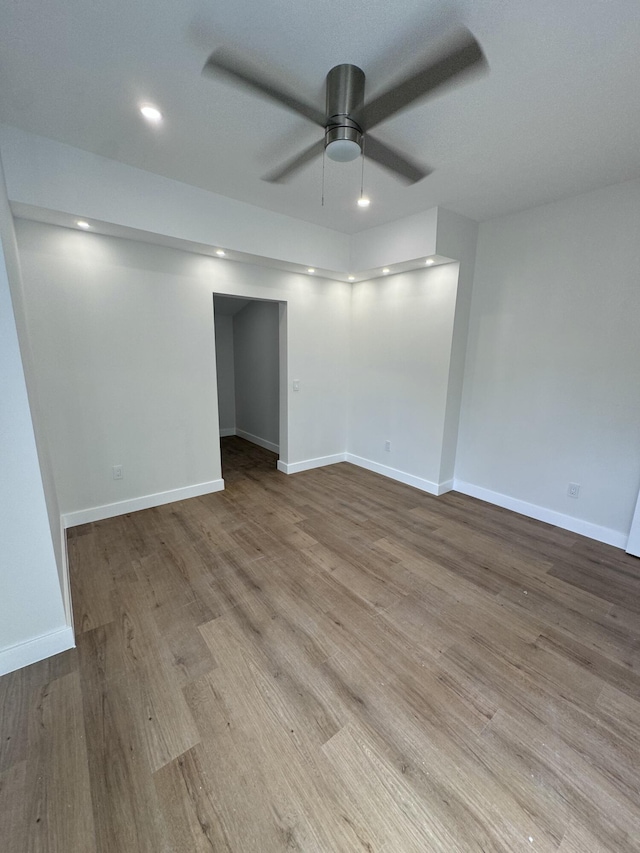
left=0, top=164, right=70, bottom=676
left=16, top=220, right=351, bottom=520
left=435, top=209, right=479, bottom=484
left=0, top=157, right=67, bottom=594
left=456, top=178, right=640, bottom=544
left=350, top=208, right=438, bottom=272
left=233, top=300, right=280, bottom=451
left=181, top=262, right=350, bottom=470
left=16, top=221, right=224, bottom=520
left=213, top=312, right=236, bottom=433
left=347, top=263, right=460, bottom=492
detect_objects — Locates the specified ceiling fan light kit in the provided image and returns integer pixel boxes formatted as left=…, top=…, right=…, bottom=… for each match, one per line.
left=325, top=137, right=361, bottom=162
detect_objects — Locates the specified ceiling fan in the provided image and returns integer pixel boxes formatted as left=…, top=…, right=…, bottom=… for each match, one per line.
left=202, top=28, right=487, bottom=185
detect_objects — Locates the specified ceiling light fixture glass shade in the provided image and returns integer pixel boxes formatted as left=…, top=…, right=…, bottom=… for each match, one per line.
left=357, top=196, right=370, bottom=208
left=325, top=138, right=361, bottom=162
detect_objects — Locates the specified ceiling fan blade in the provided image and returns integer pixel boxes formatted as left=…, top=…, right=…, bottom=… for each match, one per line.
left=262, top=139, right=325, bottom=183
left=364, top=135, right=430, bottom=184
left=203, top=49, right=326, bottom=127
left=355, top=28, right=486, bottom=131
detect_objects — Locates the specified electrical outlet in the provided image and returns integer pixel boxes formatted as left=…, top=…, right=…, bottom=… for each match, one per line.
left=567, top=482, right=580, bottom=498
left=113, top=465, right=123, bottom=480
left=384, top=440, right=391, bottom=452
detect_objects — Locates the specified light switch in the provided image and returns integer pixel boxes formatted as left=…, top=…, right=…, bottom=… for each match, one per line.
left=293, top=380, right=300, bottom=392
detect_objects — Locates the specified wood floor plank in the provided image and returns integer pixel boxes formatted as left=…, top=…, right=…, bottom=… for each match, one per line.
left=557, top=821, right=621, bottom=852
left=77, top=594, right=201, bottom=772
left=549, top=548, right=640, bottom=613
left=483, top=709, right=639, bottom=852
left=321, top=723, right=454, bottom=853
left=0, top=649, right=77, bottom=774
left=441, top=641, right=640, bottom=826
left=0, top=760, right=27, bottom=852
left=67, top=530, right=118, bottom=634
left=77, top=626, right=173, bottom=853
left=198, top=594, right=344, bottom=746
left=182, top=673, right=314, bottom=853
left=25, top=670, right=96, bottom=853
left=497, top=578, right=640, bottom=668
left=535, top=627, right=640, bottom=699
left=596, top=683, right=640, bottom=745
left=130, top=554, right=217, bottom=686
left=242, top=556, right=343, bottom=662
left=374, top=594, right=457, bottom=662
left=3, top=436, right=640, bottom=850
left=153, top=745, right=235, bottom=853
left=321, top=652, right=560, bottom=852
left=182, top=634, right=367, bottom=852
left=607, top=602, right=640, bottom=637
left=148, top=598, right=217, bottom=688
left=419, top=515, right=555, bottom=578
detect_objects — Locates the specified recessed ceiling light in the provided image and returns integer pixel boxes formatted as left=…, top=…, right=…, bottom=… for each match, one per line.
left=307, top=268, right=315, bottom=274
left=76, top=220, right=90, bottom=229
left=425, top=257, right=435, bottom=266
left=216, top=249, right=226, bottom=256
left=140, top=104, right=163, bottom=123
left=382, top=268, right=390, bottom=274
left=357, top=197, right=370, bottom=208
left=348, top=275, right=355, bottom=281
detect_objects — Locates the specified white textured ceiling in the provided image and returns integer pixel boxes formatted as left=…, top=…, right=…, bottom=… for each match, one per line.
left=1, top=0, right=640, bottom=233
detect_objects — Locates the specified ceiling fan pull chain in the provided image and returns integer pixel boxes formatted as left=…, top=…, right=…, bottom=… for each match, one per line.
left=321, top=147, right=326, bottom=207
left=360, top=135, right=366, bottom=199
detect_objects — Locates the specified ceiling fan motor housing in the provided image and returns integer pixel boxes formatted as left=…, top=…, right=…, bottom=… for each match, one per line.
left=325, top=64, right=365, bottom=160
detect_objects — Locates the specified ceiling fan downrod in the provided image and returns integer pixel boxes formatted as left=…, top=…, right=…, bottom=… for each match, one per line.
left=324, top=64, right=365, bottom=162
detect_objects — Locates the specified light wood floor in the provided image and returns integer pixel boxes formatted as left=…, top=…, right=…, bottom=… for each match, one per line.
left=2, top=437, right=640, bottom=852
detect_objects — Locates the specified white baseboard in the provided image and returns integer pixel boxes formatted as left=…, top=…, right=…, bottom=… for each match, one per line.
left=235, top=429, right=279, bottom=454
left=438, top=478, right=455, bottom=496
left=346, top=454, right=453, bottom=496
left=278, top=453, right=347, bottom=474
left=62, top=479, right=225, bottom=528
left=219, top=427, right=236, bottom=437
left=453, top=479, right=627, bottom=549
left=0, top=626, right=75, bottom=677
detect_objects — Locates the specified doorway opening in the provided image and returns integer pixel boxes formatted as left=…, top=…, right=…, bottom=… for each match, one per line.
left=213, top=294, right=287, bottom=480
